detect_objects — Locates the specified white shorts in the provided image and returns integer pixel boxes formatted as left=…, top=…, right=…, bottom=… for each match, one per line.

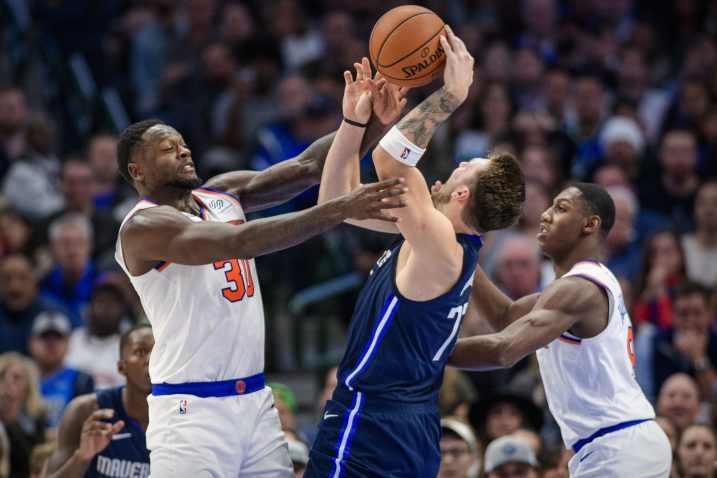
left=568, top=420, right=672, bottom=477
left=146, top=387, right=293, bottom=477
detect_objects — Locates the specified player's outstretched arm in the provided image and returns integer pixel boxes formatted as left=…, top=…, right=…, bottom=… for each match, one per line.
left=204, top=85, right=401, bottom=214
left=463, top=265, right=540, bottom=334
left=120, top=178, right=406, bottom=275
left=449, top=277, right=595, bottom=371
left=318, top=58, right=405, bottom=234
left=372, top=26, right=473, bottom=259
left=47, top=395, right=124, bottom=478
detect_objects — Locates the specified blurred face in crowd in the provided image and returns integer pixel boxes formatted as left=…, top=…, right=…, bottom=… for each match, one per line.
left=679, top=81, right=710, bottom=123
left=0, top=255, right=37, bottom=311
left=62, top=160, right=96, bottom=212
left=489, top=462, right=540, bottom=478
left=278, top=76, right=311, bottom=121
left=496, top=237, right=541, bottom=300
left=0, top=89, right=28, bottom=134
left=89, top=288, right=126, bottom=336
left=647, top=232, right=683, bottom=277
left=542, top=69, right=570, bottom=118
left=521, top=182, right=550, bottom=230
left=575, top=77, right=604, bottom=124
left=673, top=292, right=711, bottom=333
left=88, top=135, right=119, bottom=184
left=0, top=210, right=33, bottom=254
left=52, top=223, right=92, bottom=276
left=677, top=425, right=717, bottom=478
left=594, top=165, right=631, bottom=189
left=657, top=374, right=700, bottom=431
left=0, top=357, right=30, bottom=422
left=438, top=434, right=479, bottom=478
left=219, top=2, right=254, bottom=42
left=695, top=183, right=717, bottom=233
left=520, top=146, right=557, bottom=191
left=486, top=402, right=524, bottom=440
left=660, top=131, right=697, bottom=180
left=28, top=331, right=68, bottom=373
left=604, top=193, right=635, bottom=252
left=617, top=49, right=648, bottom=100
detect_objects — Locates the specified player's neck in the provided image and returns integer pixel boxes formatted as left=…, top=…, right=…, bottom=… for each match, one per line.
left=552, top=244, right=600, bottom=277
left=145, top=189, right=200, bottom=215
left=122, top=385, right=150, bottom=431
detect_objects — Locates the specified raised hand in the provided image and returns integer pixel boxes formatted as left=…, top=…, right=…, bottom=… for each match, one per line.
left=342, top=62, right=373, bottom=125
left=77, top=409, right=125, bottom=461
left=355, top=57, right=409, bottom=125
left=440, top=25, right=474, bottom=103
left=339, top=177, right=407, bottom=222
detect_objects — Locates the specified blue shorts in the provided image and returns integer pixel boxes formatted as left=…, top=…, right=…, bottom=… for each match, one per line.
left=305, top=387, right=440, bottom=478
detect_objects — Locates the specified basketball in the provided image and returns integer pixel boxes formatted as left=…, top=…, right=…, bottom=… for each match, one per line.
left=369, top=5, right=446, bottom=87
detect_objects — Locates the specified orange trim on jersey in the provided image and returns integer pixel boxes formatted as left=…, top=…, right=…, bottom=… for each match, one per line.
left=573, top=260, right=600, bottom=267
left=155, top=261, right=170, bottom=271
left=138, top=198, right=159, bottom=207
left=558, top=334, right=582, bottom=345
left=194, top=187, right=241, bottom=208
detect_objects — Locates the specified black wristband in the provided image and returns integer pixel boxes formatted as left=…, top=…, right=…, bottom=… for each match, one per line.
left=343, top=117, right=368, bottom=128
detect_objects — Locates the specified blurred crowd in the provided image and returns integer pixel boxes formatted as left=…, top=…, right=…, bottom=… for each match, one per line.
left=1, top=0, right=717, bottom=476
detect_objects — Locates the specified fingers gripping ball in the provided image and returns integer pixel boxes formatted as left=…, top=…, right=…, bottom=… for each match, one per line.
left=369, top=5, right=447, bottom=87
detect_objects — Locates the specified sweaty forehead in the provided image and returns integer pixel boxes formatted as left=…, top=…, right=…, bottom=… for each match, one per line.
left=142, top=124, right=181, bottom=144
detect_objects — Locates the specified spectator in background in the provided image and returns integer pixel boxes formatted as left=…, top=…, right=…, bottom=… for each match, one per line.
left=0, top=88, right=29, bottom=175
left=469, top=391, right=544, bottom=445
left=0, top=255, right=62, bottom=355
left=268, top=382, right=298, bottom=433
left=656, top=373, right=702, bottom=436
left=597, top=116, right=646, bottom=181
left=493, top=235, right=545, bottom=299
left=0, top=209, right=37, bottom=260
left=633, top=229, right=686, bottom=330
left=614, top=47, right=671, bottom=142
left=40, top=214, right=100, bottom=327
left=87, top=134, right=135, bottom=219
left=540, top=68, right=571, bottom=126
left=682, top=181, right=717, bottom=289
left=639, top=129, right=700, bottom=232
left=0, top=352, right=47, bottom=478
left=651, top=282, right=717, bottom=401
left=26, top=312, right=94, bottom=431
left=65, top=283, right=128, bottom=389
left=566, top=74, right=607, bottom=180
left=1, top=116, right=64, bottom=222
left=44, top=160, right=120, bottom=269
left=676, top=423, right=717, bottom=478
left=437, top=417, right=481, bottom=478
left=602, top=185, right=641, bottom=281
left=483, top=435, right=539, bottom=478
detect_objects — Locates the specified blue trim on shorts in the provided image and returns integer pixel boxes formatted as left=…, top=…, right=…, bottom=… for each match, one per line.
left=572, top=418, right=651, bottom=453
left=151, top=373, right=264, bottom=398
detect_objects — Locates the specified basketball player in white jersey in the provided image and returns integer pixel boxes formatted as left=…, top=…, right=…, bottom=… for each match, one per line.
left=114, top=119, right=407, bottom=477
left=449, top=183, right=671, bottom=477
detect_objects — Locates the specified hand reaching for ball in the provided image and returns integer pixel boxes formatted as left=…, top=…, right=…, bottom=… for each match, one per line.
left=344, top=57, right=409, bottom=126
left=440, top=26, right=474, bottom=104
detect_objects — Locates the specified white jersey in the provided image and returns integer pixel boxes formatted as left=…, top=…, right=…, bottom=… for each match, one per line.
left=536, top=261, right=655, bottom=449
left=115, top=187, right=265, bottom=384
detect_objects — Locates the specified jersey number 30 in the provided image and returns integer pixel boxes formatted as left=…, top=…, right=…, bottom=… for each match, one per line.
left=213, top=259, right=255, bottom=302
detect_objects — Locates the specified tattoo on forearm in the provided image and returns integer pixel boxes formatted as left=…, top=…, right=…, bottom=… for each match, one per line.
left=397, top=87, right=461, bottom=147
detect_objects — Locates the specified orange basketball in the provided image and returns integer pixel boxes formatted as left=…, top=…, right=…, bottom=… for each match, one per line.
left=369, top=5, right=446, bottom=87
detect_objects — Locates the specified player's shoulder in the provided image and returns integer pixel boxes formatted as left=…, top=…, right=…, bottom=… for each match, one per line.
left=121, top=205, right=188, bottom=236
left=541, top=275, right=603, bottom=309
left=63, top=392, right=100, bottom=425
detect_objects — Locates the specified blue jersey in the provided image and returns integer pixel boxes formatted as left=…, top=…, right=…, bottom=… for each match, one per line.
left=87, top=387, right=149, bottom=478
left=41, top=367, right=94, bottom=427
left=336, top=234, right=482, bottom=402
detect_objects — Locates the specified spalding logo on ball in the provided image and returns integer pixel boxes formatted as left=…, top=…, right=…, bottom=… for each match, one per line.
left=369, top=5, right=447, bottom=87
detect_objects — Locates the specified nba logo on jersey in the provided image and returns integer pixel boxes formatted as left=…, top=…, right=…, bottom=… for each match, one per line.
left=179, top=399, right=188, bottom=415
left=400, top=147, right=410, bottom=159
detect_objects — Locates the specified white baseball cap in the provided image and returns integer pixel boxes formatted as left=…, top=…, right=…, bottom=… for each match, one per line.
left=484, top=436, right=538, bottom=472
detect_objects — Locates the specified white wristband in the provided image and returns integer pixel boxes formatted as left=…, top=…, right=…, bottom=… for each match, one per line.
left=378, top=126, right=426, bottom=167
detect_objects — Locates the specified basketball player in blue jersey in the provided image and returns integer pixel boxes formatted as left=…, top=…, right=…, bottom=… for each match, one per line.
left=449, top=183, right=672, bottom=476
left=46, top=325, right=153, bottom=478
left=305, top=27, right=525, bottom=477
